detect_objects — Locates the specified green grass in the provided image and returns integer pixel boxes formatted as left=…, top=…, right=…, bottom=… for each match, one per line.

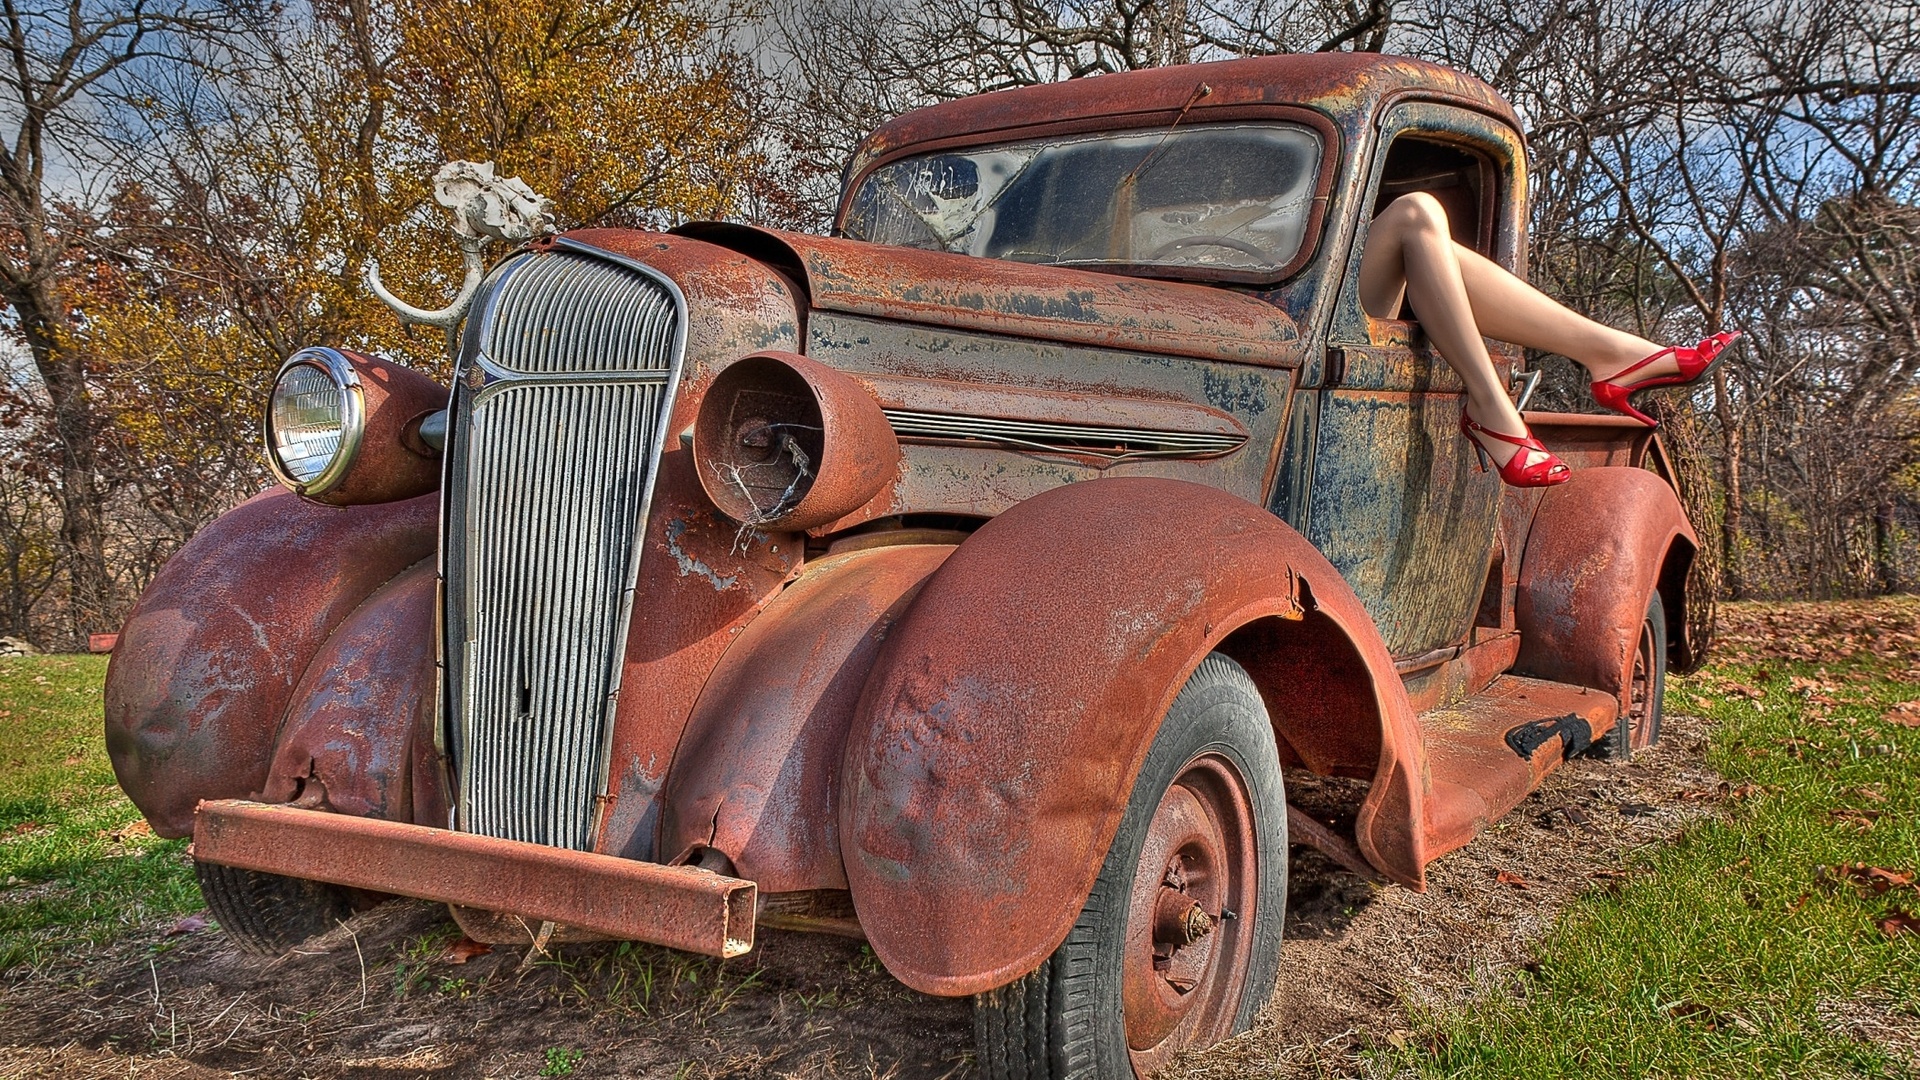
left=1403, top=646, right=1920, bottom=1078
left=0, top=655, right=199, bottom=972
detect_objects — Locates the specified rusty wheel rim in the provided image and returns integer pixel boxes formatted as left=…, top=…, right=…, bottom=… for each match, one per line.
left=1625, top=616, right=1656, bottom=750
left=1121, top=753, right=1258, bottom=1073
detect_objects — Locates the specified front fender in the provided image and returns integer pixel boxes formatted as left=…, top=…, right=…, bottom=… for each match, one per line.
left=1514, top=466, right=1696, bottom=700
left=659, top=543, right=952, bottom=892
left=841, top=477, right=1418, bottom=996
left=104, top=489, right=438, bottom=836
left=258, top=558, right=445, bottom=826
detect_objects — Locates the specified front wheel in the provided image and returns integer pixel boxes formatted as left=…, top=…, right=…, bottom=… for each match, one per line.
left=195, top=860, right=359, bottom=955
left=973, top=653, right=1288, bottom=1078
left=1596, top=591, right=1668, bottom=759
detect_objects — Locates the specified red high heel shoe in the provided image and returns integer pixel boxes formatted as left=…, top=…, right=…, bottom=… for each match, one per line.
left=1590, top=331, right=1742, bottom=427
left=1460, top=410, right=1570, bottom=488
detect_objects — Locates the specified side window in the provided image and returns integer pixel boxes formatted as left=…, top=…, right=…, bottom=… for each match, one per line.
left=1368, top=134, right=1499, bottom=319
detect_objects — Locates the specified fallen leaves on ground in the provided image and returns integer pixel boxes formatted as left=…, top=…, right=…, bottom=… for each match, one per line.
left=1714, top=599, right=1920, bottom=666
left=1883, top=702, right=1920, bottom=728
left=1827, top=807, right=1885, bottom=831
left=1494, top=871, right=1529, bottom=889
left=1875, top=909, right=1920, bottom=939
left=1817, top=864, right=1917, bottom=896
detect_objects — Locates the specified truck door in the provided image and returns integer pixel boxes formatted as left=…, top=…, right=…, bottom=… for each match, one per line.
left=1290, top=102, right=1528, bottom=661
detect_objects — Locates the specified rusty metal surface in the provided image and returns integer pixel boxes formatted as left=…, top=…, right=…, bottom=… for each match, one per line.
left=1400, top=631, right=1522, bottom=715
left=1300, top=384, right=1502, bottom=658
left=661, top=543, right=951, bottom=892
left=694, top=350, right=901, bottom=532
left=105, top=490, right=438, bottom=837
left=1523, top=411, right=1659, bottom=473
left=842, top=477, right=1420, bottom=997
left=1286, top=805, right=1386, bottom=883
left=1419, top=675, right=1618, bottom=858
left=194, top=800, right=757, bottom=958
left=258, top=558, right=441, bottom=823
left=809, top=313, right=1295, bottom=525
left=1122, top=754, right=1256, bottom=1072
left=537, top=232, right=809, bottom=864
left=308, top=351, right=448, bottom=507
left=1514, top=467, right=1697, bottom=703
left=841, top=54, right=1519, bottom=222
left=680, top=223, right=1306, bottom=369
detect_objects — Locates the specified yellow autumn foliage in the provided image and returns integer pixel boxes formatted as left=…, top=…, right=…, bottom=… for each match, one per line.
left=73, top=0, right=771, bottom=509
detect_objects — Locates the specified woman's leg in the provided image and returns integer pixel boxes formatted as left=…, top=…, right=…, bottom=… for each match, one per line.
left=1359, top=193, right=1537, bottom=467
left=1451, top=246, right=1664, bottom=381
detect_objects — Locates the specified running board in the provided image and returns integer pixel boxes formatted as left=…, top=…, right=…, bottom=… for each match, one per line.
left=1419, top=676, right=1619, bottom=859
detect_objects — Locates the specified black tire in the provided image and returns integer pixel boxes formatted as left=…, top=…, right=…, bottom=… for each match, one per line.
left=195, top=860, right=358, bottom=955
left=1596, top=591, right=1668, bottom=760
left=973, top=653, right=1288, bottom=1079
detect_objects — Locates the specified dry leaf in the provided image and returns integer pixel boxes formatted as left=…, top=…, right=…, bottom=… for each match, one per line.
left=443, top=938, right=492, bottom=964
left=1876, top=908, right=1920, bottom=939
left=1818, top=864, right=1917, bottom=895
left=1883, top=702, right=1920, bottom=727
left=1494, top=870, right=1529, bottom=889
left=165, top=913, right=209, bottom=937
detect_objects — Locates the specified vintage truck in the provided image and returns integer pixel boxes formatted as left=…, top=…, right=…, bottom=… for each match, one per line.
left=104, top=52, right=1698, bottom=1076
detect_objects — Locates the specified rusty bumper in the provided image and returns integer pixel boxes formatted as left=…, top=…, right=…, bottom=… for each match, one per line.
left=192, top=800, right=757, bottom=958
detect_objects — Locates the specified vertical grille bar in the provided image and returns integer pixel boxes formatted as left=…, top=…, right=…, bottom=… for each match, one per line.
left=443, top=245, right=684, bottom=851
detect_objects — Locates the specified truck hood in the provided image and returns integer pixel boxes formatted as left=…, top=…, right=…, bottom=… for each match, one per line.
left=664, top=222, right=1306, bottom=370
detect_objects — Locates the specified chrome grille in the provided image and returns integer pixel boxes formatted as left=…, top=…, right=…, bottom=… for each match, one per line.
left=444, top=244, right=683, bottom=850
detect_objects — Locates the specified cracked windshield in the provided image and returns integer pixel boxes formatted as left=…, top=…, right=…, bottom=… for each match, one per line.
left=843, top=123, right=1322, bottom=276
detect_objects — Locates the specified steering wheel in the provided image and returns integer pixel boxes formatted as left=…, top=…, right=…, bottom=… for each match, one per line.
left=1146, top=235, right=1270, bottom=261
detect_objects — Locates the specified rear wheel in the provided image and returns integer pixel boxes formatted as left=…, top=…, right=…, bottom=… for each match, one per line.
left=973, top=653, right=1288, bottom=1078
left=195, top=860, right=358, bottom=955
left=1597, top=592, right=1667, bottom=759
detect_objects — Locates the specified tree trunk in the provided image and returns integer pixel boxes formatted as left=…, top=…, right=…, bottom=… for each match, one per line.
left=1711, top=366, right=1744, bottom=600
left=1875, top=498, right=1899, bottom=595
left=7, top=278, right=111, bottom=646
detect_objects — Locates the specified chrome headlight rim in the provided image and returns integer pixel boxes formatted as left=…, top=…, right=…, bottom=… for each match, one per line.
left=263, top=347, right=367, bottom=498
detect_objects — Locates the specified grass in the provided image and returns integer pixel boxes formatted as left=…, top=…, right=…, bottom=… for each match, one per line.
left=0, top=654, right=199, bottom=972
left=1400, top=606, right=1920, bottom=1078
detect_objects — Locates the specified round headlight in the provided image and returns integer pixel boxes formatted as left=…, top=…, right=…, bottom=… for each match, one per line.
left=264, top=348, right=365, bottom=497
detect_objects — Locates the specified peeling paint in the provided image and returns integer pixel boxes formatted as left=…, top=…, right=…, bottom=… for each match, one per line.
left=664, top=517, right=740, bottom=591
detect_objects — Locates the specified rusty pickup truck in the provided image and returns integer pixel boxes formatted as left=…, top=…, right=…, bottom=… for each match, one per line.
left=105, top=52, right=1698, bottom=1076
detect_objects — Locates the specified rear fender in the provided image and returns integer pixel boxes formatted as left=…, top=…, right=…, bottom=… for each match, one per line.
left=659, top=543, right=953, bottom=892
left=1514, top=466, right=1697, bottom=704
left=104, top=489, right=438, bottom=836
left=841, top=477, right=1421, bottom=996
left=259, top=558, right=445, bottom=826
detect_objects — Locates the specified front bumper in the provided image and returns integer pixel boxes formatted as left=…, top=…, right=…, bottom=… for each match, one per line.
left=192, top=800, right=757, bottom=957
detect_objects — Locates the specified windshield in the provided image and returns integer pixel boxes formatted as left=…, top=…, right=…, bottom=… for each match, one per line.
left=842, top=123, right=1323, bottom=278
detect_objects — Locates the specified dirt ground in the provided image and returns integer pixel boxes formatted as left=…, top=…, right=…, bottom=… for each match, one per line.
left=0, top=706, right=1723, bottom=1080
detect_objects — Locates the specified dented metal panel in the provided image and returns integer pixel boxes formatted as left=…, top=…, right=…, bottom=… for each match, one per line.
left=104, top=490, right=438, bottom=837
left=261, top=559, right=441, bottom=823
left=843, top=477, right=1423, bottom=997
left=661, top=543, right=952, bottom=892
left=681, top=224, right=1306, bottom=368
left=808, top=313, right=1294, bottom=523
left=1514, top=467, right=1697, bottom=701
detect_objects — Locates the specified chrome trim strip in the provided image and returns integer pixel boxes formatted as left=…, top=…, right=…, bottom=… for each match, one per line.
left=882, top=407, right=1248, bottom=460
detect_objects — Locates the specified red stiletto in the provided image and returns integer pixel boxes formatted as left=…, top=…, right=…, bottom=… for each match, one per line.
left=1590, top=331, right=1742, bottom=427
left=1460, top=410, right=1570, bottom=488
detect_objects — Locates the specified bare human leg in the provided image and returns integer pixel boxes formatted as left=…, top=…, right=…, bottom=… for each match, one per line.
left=1358, top=192, right=1544, bottom=471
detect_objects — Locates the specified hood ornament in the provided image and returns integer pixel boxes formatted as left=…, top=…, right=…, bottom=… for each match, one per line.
left=366, top=161, right=557, bottom=346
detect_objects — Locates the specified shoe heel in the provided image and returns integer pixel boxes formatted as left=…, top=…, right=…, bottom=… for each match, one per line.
left=1471, top=443, right=1490, bottom=473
